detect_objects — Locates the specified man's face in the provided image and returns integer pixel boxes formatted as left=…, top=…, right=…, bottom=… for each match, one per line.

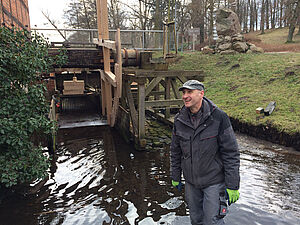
left=182, top=88, right=204, bottom=110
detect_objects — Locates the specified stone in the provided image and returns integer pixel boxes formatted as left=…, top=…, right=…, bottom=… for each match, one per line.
left=224, top=36, right=232, bottom=42
left=218, top=43, right=232, bottom=51
left=220, top=50, right=237, bottom=55
left=250, top=45, right=264, bottom=53
left=233, top=41, right=248, bottom=53
left=202, top=46, right=215, bottom=54
left=216, top=38, right=224, bottom=44
left=232, top=34, right=244, bottom=42
left=216, top=8, right=241, bottom=36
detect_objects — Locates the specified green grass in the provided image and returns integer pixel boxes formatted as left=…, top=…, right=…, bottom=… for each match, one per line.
left=169, top=52, right=300, bottom=135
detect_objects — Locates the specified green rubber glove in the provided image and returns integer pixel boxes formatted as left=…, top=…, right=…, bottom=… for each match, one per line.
left=172, top=180, right=179, bottom=187
left=226, top=189, right=239, bottom=204
left=172, top=180, right=183, bottom=191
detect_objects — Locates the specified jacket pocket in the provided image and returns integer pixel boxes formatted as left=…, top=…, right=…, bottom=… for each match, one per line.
left=199, top=129, right=218, bottom=141
left=176, top=131, right=191, bottom=158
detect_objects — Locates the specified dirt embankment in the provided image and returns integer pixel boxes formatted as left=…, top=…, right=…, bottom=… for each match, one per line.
left=244, top=28, right=300, bottom=52
left=230, top=118, right=300, bottom=151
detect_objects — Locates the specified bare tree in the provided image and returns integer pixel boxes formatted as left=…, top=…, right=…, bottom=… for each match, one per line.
left=286, top=0, right=300, bottom=42
left=261, top=0, right=265, bottom=34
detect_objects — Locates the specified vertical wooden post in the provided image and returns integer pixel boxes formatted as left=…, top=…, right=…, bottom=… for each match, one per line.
left=138, top=79, right=146, bottom=139
left=96, top=0, right=113, bottom=125
left=100, top=76, right=106, bottom=116
left=115, top=28, right=122, bottom=98
left=163, top=25, right=167, bottom=59
left=165, top=77, right=171, bottom=119
left=105, top=82, right=112, bottom=125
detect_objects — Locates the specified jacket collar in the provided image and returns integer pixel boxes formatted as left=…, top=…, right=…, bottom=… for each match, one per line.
left=177, top=97, right=216, bottom=129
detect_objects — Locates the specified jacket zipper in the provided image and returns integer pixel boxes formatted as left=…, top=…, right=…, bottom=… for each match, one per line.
left=190, top=135, right=193, bottom=183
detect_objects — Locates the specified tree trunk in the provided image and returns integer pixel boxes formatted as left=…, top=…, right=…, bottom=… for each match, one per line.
left=261, top=0, right=265, bottom=34
left=266, top=0, right=269, bottom=29
left=208, top=0, right=214, bottom=45
left=243, top=4, right=248, bottom=32
left=286, top=0, right=300, bottom=42
left=287, top=24, right=296, bottom=42
left=279, top=0, right=283, bottom=27
left=254, top=1, right=258, bottom=31
left=199, top=15, right=205, bottom=43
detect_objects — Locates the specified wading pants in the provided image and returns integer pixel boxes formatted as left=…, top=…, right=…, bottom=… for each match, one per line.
left=185, top=182, right=226, bottom=225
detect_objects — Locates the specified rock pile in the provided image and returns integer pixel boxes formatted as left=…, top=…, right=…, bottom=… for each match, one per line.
left=203, top=8, right=264, bottom=55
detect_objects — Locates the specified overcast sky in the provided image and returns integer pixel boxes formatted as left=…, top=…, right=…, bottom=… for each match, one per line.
left=28, top=0, right=71, bottom=28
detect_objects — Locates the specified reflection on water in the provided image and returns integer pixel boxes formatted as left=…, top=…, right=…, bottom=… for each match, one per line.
left=0, top=127, right=299, bottom=225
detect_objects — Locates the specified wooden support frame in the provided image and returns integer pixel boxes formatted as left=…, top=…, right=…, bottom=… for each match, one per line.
left=123, top=68, right=204, bottom=141
left=96, top=0, right=122, bottom=127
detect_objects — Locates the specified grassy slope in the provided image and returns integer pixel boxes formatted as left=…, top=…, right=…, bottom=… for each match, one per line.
left=169, top=52, right=300, bottom=135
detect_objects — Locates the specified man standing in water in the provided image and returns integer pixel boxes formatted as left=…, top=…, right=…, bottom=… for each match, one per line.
left=170, top=80, right=240, bottom=225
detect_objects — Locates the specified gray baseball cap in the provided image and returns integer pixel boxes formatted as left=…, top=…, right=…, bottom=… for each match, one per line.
left=179, top=80, right=205, bottom=91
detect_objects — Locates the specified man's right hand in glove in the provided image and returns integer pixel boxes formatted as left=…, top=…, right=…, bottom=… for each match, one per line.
left=226, top=188, right=239, bottom=205
left=172, top=180, right=183, bottom=191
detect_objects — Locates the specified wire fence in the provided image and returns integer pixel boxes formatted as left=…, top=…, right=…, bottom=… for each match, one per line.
left=31, top=28, right=206, bottom=51
left=31, top=28, right=167, bottom=50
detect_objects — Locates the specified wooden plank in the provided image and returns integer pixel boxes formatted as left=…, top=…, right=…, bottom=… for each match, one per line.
left=111, top=94, right=119, bottom=127
left=104, top=71, right=117, bottom=87
left=145, top=99, right=183, bottom=107
left=125, top=81, right=138, bottom=136
left=54, top=68, right=90, bottom=73
left=171, top=78, right=181, bottom=99
left=115, top=28, right=122, bottom=98
left=145, top=76, right=163, bottom=97
left=103, top=48, right=111, bottom=72
left=105, top=82, right=112, bottom=125
left=148, top=91, right=165, bottom=96
left=100, top=71, right=106, bottom=116
left=165, top=78, right=171, bottom=119
left=123, top=69, right=204, bottom=78
left=96, top=0, right=109, bottom=40
left=97, top=39, right=116, bottom=50
left=178, top=75, right=188, bottom=83
left=138, top=82, right=146, bottom=139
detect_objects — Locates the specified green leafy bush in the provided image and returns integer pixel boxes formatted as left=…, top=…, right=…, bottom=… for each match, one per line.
left=0, top=26, right=62, bottom=187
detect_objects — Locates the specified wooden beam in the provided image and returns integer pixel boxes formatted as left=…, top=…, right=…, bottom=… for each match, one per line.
left=165, top=78, right=171, bottom=118
left=145, top=76, right=163, bottom=97
left=138, top=82, right=146, bottom=139
left=105, top=82, right=112, bottom=124
left=100, top=73, right=106, bottom=116
left=111, top=94, right=119, bottom=127
left=125, top=81, right=138, bottom=136
left=97, top=39, right=116, bottom=50
left=104, top=71, right=117, bottom=87
left=115, top=28, right=122, bottom=98
left=178, top=75, right=188, bottom=83
left=171, top=78, right=181, bottom=99
left=145, top=99, right=183, bottom=107
left=96, top=0, right=109, bottom=40
left=123, top=69, right=204, bottom=78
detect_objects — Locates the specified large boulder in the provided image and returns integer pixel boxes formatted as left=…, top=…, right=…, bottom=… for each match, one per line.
left=216, top=8, right=241, bottom=36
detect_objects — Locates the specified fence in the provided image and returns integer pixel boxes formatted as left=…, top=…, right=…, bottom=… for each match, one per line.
left=31, top=28, right=210, bottom=51
left=31, top=28, right=167, bottom=50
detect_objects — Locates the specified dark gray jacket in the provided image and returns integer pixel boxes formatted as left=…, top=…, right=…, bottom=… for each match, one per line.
left=170, top=97, right=240, bottom=190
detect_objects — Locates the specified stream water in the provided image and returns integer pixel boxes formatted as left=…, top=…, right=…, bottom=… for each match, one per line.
left=0, top=126, right=299, bottom=225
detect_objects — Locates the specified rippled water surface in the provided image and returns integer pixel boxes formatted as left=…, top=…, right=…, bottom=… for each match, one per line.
left=0, top=126, right=299, bottom=225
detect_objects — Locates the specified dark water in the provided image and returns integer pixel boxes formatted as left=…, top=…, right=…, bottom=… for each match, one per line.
left=0, top=126, right=299, bottom=225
